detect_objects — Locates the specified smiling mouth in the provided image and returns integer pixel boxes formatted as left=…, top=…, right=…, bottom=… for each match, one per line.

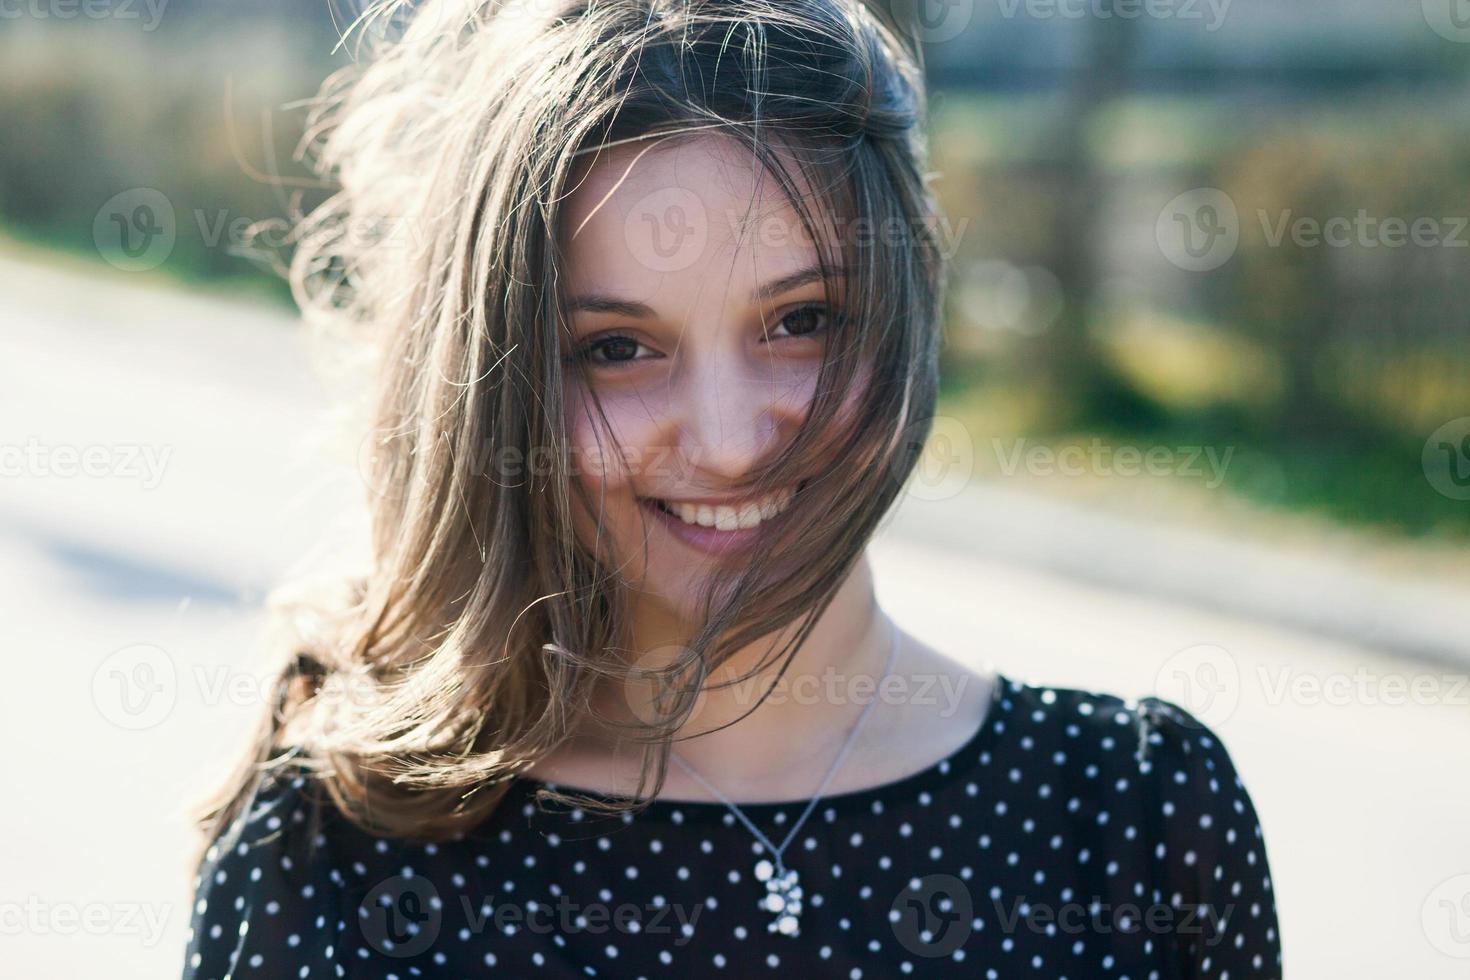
left=646, top=488, right=796, bottom=531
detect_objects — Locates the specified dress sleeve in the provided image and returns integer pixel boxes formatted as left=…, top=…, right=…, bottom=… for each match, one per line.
left=181, top=765, right=348, bottom=979
left=1135, top=697, right=1284, bottom=980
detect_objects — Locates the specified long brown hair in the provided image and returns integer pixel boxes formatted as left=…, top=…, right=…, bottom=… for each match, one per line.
left=191, top=0, right=950, bottom=855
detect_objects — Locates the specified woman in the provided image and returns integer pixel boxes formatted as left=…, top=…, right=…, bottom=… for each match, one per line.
left=181, top=0, right=1282, bottom=976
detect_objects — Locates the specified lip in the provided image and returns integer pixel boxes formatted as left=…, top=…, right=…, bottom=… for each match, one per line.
left=638, top=493, right=794, bottom=557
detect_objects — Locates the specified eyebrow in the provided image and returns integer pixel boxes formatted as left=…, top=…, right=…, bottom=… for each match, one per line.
left=568, top=264, right=844, bottom=318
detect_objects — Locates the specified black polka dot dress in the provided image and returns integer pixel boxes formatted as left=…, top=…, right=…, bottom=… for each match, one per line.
left=181, top=674, right=1283, bottom=978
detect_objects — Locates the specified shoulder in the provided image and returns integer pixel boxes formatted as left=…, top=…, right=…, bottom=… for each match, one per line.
left=183, top=757, right=511, bottom=976
left=200, top=760, right=337, bottom=874
left=993, top=673, right=1251, bottom=779
left=183, top=761, right=349, bottom=978
left=990, top=674, right=1270, bottom=847
left=995, top=676, right=1282, bottom=972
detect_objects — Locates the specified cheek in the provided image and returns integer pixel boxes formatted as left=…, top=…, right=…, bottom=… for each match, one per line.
left=761, top=358, right=823, bottom=425
left=565, top=384, right=669, bottom=497
left=770, top=355, right=868, bottom=434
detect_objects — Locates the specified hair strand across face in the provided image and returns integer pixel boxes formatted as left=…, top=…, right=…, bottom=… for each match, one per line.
left=191, top=0, right=951, bottom=854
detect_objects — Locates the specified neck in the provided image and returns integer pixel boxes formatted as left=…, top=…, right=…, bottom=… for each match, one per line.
left=586, top=554, right=901, bottom=797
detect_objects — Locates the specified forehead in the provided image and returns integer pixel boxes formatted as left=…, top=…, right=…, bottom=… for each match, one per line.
left=558, top=133, right=838, bottom=298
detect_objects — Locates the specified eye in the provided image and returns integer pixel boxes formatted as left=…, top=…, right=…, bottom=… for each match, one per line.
left=768, top=304, right=840, bottom=340
left=572, top=333, right=652, bottom=366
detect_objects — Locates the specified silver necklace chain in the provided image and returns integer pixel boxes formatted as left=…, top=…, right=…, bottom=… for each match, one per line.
left=669, top=618, right=901, bottom=938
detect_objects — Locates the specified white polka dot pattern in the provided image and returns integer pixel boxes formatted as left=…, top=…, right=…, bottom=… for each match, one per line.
left=181, top=675, right=1282, bottom=978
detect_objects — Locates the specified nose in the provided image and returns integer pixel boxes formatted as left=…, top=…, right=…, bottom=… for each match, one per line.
left=673, top=355, right=802, bottom=485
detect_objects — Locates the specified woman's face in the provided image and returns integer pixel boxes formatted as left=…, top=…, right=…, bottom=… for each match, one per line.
left=558, top=134, right=844, bottom=621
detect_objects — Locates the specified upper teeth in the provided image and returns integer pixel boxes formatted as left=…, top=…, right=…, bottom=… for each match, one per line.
left=665, top=490, right=794, bottom=531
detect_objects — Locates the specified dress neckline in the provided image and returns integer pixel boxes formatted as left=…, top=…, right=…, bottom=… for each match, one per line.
left=512, top=670, right=1010, bottom=818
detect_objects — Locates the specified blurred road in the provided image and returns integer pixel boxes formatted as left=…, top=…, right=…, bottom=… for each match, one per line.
left=2, top=254, right=1467, bottom=978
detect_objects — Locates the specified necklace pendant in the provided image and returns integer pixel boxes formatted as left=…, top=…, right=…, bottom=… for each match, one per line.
left=755, top=860, right=803, bottom=937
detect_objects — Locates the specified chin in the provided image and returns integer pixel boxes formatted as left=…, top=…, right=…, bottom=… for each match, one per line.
left=576, top=489, right=795, bottom=627
left=633, top=551, right=722, bottom=623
